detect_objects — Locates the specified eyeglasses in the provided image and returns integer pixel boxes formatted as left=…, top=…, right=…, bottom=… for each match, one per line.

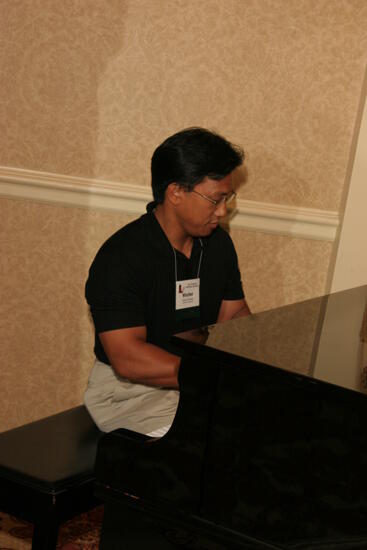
left=192, top=190, right=237, bottom=207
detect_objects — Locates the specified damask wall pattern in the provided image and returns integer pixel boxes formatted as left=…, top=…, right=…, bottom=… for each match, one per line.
left=230, top=227, right=333, bottom=313
left=1, top=0, right=367, bottom=210
left=1, top=1, right=366, bottom=430
left=0, top=198, right=134, bottom=430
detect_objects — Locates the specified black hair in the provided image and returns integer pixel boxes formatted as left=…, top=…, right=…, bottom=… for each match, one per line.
left=151, top=127, right=244, bottom=203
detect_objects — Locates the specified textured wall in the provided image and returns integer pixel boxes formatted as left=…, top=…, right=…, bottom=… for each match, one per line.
left=0, top=198, right=134, bottom=429
left=230, top=227, right=333, bottom=313
left=1, top=0, right=366, bottom=430
left=2, top=0, right=366, bottom=209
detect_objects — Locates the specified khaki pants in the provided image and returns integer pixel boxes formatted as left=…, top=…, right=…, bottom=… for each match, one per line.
left=84, top=360, right=179, bottom=435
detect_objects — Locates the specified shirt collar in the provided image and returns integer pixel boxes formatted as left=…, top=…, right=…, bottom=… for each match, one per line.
left=144, top=203, right=206, bottom=259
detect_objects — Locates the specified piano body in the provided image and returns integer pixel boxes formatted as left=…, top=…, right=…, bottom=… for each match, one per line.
left=95, top=285, right=367, bottom=549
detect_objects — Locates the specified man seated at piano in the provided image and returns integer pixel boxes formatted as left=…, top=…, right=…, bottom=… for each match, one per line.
left=84, top=127, right=251, bottom=437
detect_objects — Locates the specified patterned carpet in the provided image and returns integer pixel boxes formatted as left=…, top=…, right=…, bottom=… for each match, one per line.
left=0, top=507, right=228, bottom=549
left=0, top=506, right=103, bottom=549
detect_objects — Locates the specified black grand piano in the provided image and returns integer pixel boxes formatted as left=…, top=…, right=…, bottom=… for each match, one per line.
left=95, top=285, right=367, bottom=549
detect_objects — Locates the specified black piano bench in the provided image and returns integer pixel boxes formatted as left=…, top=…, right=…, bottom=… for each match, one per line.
left=0, top=405, right=102, bottom=550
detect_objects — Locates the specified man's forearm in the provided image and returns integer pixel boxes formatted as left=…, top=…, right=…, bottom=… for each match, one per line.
left=217, top=298, right=252, bottom=323
left=113, top=342, right=180, bottom=388
left=231, top=300, right=251, bottom=319
left=125, top=341, right=180, bottom=388
left=175, top=326, right=209, bottom=345
left=100, top=328, right=180, bottom=389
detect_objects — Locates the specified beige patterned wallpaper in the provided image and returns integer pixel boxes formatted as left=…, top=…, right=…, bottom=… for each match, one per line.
left=0, top=198, right=133, bottom=429
left=1, top=0, right=366, bottom=430
left=2, top=0, right=366, bottom=209
left=230, top=227, right=333, bottom=313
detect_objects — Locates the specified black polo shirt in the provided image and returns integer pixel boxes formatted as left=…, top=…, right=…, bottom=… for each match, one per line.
left=86, top=207, right=244, bottom=364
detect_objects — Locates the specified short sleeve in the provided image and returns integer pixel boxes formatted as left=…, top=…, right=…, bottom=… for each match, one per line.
left=85, top=246, right=147, bottom=333
left=221, top=233, right=245, bottom=301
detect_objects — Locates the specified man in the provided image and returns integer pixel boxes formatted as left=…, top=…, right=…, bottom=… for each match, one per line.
left=84, top=127, right=251, bottom=436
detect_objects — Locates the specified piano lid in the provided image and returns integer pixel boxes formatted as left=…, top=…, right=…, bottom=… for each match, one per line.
left=178, top=284, right=367, bottom=394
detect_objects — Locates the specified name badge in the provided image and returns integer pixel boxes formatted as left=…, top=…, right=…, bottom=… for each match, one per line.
left=176, top=278, right=200, bottom=310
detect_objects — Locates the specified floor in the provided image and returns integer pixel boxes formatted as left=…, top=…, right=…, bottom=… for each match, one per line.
left=0, top=507, right=258, bottom=549
left=0, top=506, right=103, bottom=549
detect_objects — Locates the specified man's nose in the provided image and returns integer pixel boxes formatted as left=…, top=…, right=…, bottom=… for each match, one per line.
left=215, top=200, right=227, bottom=217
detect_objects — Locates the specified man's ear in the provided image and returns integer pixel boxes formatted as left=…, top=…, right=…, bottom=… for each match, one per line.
left=166, top=183, right=184, bottom=205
